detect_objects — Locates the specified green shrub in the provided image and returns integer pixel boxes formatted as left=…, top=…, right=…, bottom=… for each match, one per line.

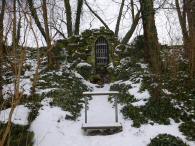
left=26, top=102, right=41, bottom=123
left=142, top=98, right=180, bottom=124
left=121, top=104, right=147, bottom=127
left=76, top=63, right=93, bottom=80
left=0, top=124, right=34, bottom=146
left=148, top=134, right=189, bottom=146
left=90, top=74, right=103, bottom=84
left=179, top=121, right=195, bottom=141
left=44, top=75, right=88, bottom=120
left=110, top=83, right=136, bottom=104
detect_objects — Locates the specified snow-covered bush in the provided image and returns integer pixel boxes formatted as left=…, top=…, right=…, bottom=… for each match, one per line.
left=76, top=62, right=93, bottom=80
left=148, top=134, right=189, bottom=146
left=179, top=121, right=195, bottom=141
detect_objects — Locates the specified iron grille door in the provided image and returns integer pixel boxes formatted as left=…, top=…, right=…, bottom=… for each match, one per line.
left=95, top=37, right=109, bottom=65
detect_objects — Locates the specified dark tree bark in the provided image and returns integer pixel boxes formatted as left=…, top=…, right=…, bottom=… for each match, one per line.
left=121, top=11, right=141, bottom=44
left=27, top=0, right=47, bottom=40
left=64, top=0, right=73, bottom=37
left=115, top=0, right=125, bottom=37
left=175, top=0, right=190, bottom=58
left=42, top=0, right=54, bottom=69
left=187, top=0, right=195, bottom=78
left=16, top=7, right=22, bottom=46
left=140, top=0, right=162, bottom=100
left=0, top=0, right=6, bottom=99
left=74, top=0, right=83, bottom=35
left=27, top=0, right=56, bottom=69
left=42, top=0, right=51, bottom=47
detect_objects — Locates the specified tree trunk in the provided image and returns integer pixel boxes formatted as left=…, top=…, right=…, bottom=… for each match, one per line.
left=84, top=0, right=110, bottom=30
left=140, top=0, right=162, bottom=100
left=13, top=0, right=17, bottom=54
left=187, top=0, right=195, bottom=78
left=64, top=0, right=73, bottom=37
left=175, top=0, right=190, bottom=58
left=121, top=11, right=141, bottom=44
left=74, top=0, right=83, bottom=35
left=0, top=0, right=6, bottom=100
left=42, top=0, right=56, bottom=69
left=27, top=0, right=47, bottom=41
left=115, top=0, right=125, bottom=37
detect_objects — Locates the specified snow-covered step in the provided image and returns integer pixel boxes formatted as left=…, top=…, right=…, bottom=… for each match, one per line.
left=82, top=122, right=122, bottom=130
left=83, top=91, right=119, bottom=95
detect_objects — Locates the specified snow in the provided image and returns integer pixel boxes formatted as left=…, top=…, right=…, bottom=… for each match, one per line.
left=0, top=105, right=30, bottom=125
left=3, top=78, right=32, bottom=98
left=111, top=79, right=150, bottom=107
left=163, top=89, right=172, bottom=95
left=128, top=82, right=150, bottom=100
left=137, top=63, right=148, bottom=69
left=82, top=122, right=122, bottom=128
left=30, top=84, right=195, bottom=146
left=76, top=62, right=92, bottom=68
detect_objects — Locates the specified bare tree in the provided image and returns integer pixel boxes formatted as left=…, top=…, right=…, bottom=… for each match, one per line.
left=115, top=0, right=141, bottom=44
left=64, top=0, right=73, bottom=37
left=84, top=0, right=110, bottom=30
left=0, top=0, right=6, bottom=100
left=115, top=0, right=125, bottom=37
left=27, top=0, right=47, bottom=40
left=187, top=0, right=195, bottom=78
left=121, top=10, right=141, bottom=44
left=42, top=0, right=54, bottom=69
left=74, top=0, right=84, bottom=35
left=27, top=0, right=56, bottom=69
left=0, top=49, right=25, bottom=146
left=175, top=0, right=190, bottom=58
left=140, top=0, right=162, bottom=100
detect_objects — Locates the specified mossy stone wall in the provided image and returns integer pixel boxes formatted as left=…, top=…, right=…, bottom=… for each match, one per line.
left=81, top=27, right=119, bottom=67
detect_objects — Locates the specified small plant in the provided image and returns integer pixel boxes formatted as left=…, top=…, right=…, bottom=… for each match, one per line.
left=148, top=134, right=189, bottom=146
left=142, top=98, right=180, bottom=124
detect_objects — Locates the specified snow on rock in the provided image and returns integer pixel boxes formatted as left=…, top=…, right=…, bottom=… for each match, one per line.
left=0, top=105, right=30, bottom=125
left=76, top=62, right=92, bottom=68
left=136, top=63, right=148, bottom=69
left=30, top=84, right=195, bottom=146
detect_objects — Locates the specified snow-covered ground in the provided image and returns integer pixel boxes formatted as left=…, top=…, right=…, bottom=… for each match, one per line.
left=0, top=64, right=194, bottom=146
left=0, top=105, right=30, bottom=125
left=29, top=83, right=194, bottom=146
